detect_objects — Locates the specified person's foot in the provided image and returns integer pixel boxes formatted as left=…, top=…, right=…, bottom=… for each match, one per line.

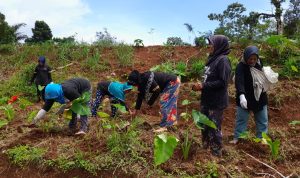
left=153, top=127, right=168, bottom=133
left=75, top=131, right=86, bottom=135
left=229, top=139, right=238, bottom=144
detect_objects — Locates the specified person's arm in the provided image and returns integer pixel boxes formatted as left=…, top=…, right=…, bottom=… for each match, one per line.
left=32, top=100, right=54, bottom=124
left=202, top=58, right=231, bottom=91
left=135, top=90, right=144, bottom=110
left=30, top=66, right=38, bottom=83
left=235, top=63, right=246, bottom=96
left=147, top=81, right=160, bottom=106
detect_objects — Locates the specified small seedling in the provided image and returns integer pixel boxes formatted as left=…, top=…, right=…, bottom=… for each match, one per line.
left=181, top=129, right=193, bottom=160
left=289, top=120, right=300, bottom=126
left=262, top=132, right=280, bottom=160
left=180, top=99, right=191, bottom=121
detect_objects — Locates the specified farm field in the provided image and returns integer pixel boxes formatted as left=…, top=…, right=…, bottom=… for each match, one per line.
left=0, top=45, right=299, bottom=178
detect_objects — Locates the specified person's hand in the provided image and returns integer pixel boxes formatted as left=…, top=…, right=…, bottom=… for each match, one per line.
left=128, top=109, right=133, bottom=115
left=192, top=83, right=202, bottom=91
left=239, top=94, right=248, bottom=109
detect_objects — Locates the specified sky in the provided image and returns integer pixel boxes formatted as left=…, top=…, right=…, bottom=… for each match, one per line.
left=0, top=0, right=287, bottom=45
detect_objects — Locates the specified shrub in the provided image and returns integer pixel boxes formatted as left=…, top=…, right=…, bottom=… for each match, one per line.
left=280, top=56, right=300, bottom=77
left=190, top=59, right=206, bottom=78
left=134, top=39, right=144, bottom=47
left=114, top=43, right=134, bottom=67
left=0, top=44, right=16, bottom=54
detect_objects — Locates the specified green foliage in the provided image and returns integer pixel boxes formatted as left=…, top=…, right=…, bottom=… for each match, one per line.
left=154, top=133, right=179, bottom=166
left=114, top=43, right=134, bottom=67
left=262, top=132, right=280, bottom=160
left=27, top=110, right=38, bottom=123
left=7, top=145, right=46, bottom=167
left=94, top=28, right=117, bottom=47
left=192, top=110, right=217, bottom=129
left=134, top=39, right=144, bottom=47
left=190, top=59, right=206, bottom=78
left=280, top=57, right=300, bottom=77
left=112, top=103, right=127, bottom=114
left=0, top=104, right=15, bottom=121
left=0, top=119, right=8, bottom=128
left=25, top=20, right=53, bottom=43
left=97, top=111, right=110, bottom=118
left=263, top=35, right=299, bottom=64
left=70, top=92, right=91, bottom=116
left=175, top=61, right=188, bottom=76
left=18, top=98, right=32, bottom=110
left=181, top=130, right=193, bottom=160
left=180, top=99, right=191, bottom=121
left=205, top=161, right=219, bottom=178
left=150, top=61, right=188, bottom=77
left=0, top=97, right=9, bottom=105
left=289, top=120, right=300, bottom=126
left=84, top=49, right=101, bottom=71
left=0, top=44, right=16, bottom=54
left=165, top=37, right=189, bottom=46
left=0, top=12, right=16, bottom=44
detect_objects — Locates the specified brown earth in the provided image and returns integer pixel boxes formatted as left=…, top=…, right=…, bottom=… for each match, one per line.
left=0, top=46, right=299, bottom=178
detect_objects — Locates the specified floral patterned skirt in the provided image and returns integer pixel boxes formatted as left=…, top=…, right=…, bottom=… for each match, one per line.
left=159, top=77, right=181, bottom=127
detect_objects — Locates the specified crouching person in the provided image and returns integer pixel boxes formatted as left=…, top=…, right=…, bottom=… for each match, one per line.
left=128, top=70, right=181, bottom=132
left=230, top=46, right=269, bottom=144
left=31, top=78, right=91, bottom=135
left=91, top=81, right=133, bottom=118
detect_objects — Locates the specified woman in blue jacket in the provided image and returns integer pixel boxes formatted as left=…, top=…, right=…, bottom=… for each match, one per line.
left=193, top=35, right=231, bottom=156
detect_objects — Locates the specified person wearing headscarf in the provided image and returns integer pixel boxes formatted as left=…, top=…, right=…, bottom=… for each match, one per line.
left=30, top=56, right=52, bottom=102
left=192, top=35, right=231, bottom=157
left=31, top=78, right=91, bottom=135
left=91, top=81, right=133, bottom=118
left=128, top=70, right=181, bottom=132
left=230, top=46, right=269, bottom=144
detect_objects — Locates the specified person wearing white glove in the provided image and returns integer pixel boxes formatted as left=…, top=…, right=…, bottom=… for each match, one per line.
left=230, top=46, right=269, bottom=145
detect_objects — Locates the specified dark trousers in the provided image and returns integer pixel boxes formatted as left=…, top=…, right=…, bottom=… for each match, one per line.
left=69, top=111, right=88, bottom=132
left=201, top=106, right=224, bottom=151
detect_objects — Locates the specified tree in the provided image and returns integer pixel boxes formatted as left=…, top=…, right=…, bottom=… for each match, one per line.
left=165, top=37, right=188, bottom=46
left=11, top=23, right=28, bottom=42
left=26, top=20, right=52, bottom=43
left=208, top=3, right=248, bottom=40
left=0, top=12, right=15, bottom=44
left=53, top=35, right=76, bottom=44
left=284, top=0, right=300, bottom=38
left=94, top=28, right=117, bottom=46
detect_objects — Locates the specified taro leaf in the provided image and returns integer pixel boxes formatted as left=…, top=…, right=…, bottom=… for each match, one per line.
left=238, top=131, right=250, bottom=139
left=70, top=92, right=91, bottom=116
left=112, top=103, right=127, bottom=114
left=38, top=85, right=45, bottom=91
left=192, top=109, right=216, bottom=129
left=27, top=110, right=38, bottom=123
left=154, top=133, right=179, bottom=166
left=181, top=99, right=191, bottom=106
left=63, top=109, right=72, bottom=121
left=289, top=120, right=300, bottom=126
left=97, top=111, right=110, bottom=118
left=0, top=119, right=8, bottom=128
left=262, top=132, right=280, bottom=160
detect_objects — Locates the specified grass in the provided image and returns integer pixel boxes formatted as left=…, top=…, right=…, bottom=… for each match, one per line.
left=114, top=43, right=134, bottom=67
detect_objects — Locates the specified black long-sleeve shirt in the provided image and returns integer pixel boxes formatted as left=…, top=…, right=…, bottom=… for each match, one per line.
left=135, top=72, right=177, bottom=110
left=235, top=62, right=268, bottom=112
left=43, top=78, right=91, bottom=111
left=201, top=55, right=231, bottom=110
left=31, top=64, right=52, bottom=85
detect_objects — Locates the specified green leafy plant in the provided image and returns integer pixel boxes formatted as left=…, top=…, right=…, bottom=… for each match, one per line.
left=18, top=98, right=32, bottom=110
left=180, top=99, right=191, bottom=121
left=238, top=131, right=261, bottom=143
left=150, top=61, right=187, bottom=77
left=134, top=39, right=144, bottom=47
left=0, top=104, right=15, bottom=121
left=289, top=120, right=300, bottom=126
left=0, top=119, right=8, bottom=128
left=0, top=97, right=9, bottom=105
left=154, top=133, right=179, bottom=166
left=114, top=43, right=134, bottom=67
left=262, top=132, right=280, bottom=160
left=190, top=59, right=205, bottom=78
left=112, top=103, right=128, bottom=114
left=70, top=92, right=91, bottom=116
left=192, top=109, right=217, bottom=129
left=205, top=161, right=219, bottom=178
left=181, top=130, right=193, bottom=160
left=27, top=110, right=38, bottom=123
left=7, top=145, right=46, bottom=167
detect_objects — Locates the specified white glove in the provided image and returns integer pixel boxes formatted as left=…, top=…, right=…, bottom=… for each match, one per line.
left=239, top=94, right=248, bottom=109
left=32, top=109, right=47, bottom=124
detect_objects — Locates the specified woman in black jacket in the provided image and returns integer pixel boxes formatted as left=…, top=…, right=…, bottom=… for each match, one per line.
left=31, top=78, right=91, bottom=135
left=128, top=70, right=180, bottom=132
left=193, top=35, right=231, bottom=156
left=230, top=46, right=268, bottom=144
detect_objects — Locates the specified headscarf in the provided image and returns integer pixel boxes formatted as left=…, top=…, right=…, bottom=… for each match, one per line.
left=45, top=83, right=65, bottom=104
left=207, top=35, right=230, bottom=65
left=128, top=70, right=141, bottom=85
left=38, top=56, right=46, bottom=64
left=108, top=82, right=133, bottom=102
left=242, top=46, right=260, bottom=66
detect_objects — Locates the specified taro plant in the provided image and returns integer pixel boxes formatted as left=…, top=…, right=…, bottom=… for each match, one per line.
left=70, top=92, right=91, bottom=116
left=181, top=129, right=193, bottom=160
left=262, top=132, right=280, bottom=160
left=238, top=131, right=261, bottom=143
left=192, top=109, right=217, bottom=130
left=180, top=99, right=192, bottom=121
left=154, top=133, right=179, bottom=166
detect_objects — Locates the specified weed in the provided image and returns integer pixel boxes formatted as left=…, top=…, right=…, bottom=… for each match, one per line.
left=190, top=59, right=205, bottom=78
left=7, top=145, right=46, bottom=167
left=262, top=132, right=280, bottom=160
left=181, top=129, right=193, bottom=160
left=114, top=43, right=134, bottom=67
left=205, top=161, right=219, bottom=178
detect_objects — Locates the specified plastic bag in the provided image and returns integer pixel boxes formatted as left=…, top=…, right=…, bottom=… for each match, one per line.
left=263, top=66, right=278, bottom=84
